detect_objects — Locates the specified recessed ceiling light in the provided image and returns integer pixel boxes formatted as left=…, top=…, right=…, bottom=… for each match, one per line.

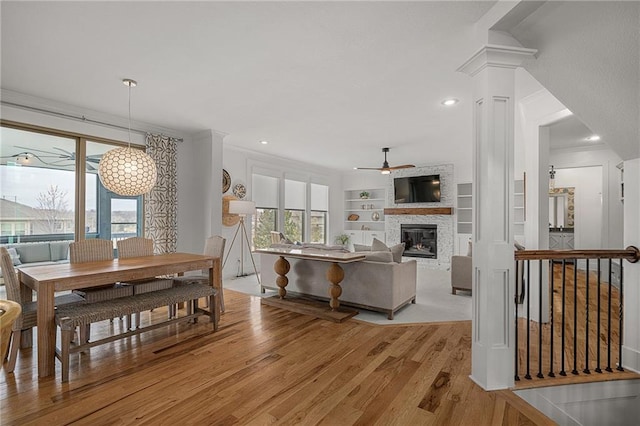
left=441, top=98, right=459, bottom=106
left=260, top=140, right=268, bottom=145
left=586, top=135, right=601, bottom=142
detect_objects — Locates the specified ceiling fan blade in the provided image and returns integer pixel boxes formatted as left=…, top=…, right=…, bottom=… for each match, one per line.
left=388, top=164, right=416, bottom=170
left=52, top=147, right=74, bottom=156
left=354, top=167, right=383, bottom=171
left=14, top=145, right=62, bottom=155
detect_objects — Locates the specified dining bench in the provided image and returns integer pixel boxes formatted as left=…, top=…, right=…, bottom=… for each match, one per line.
left=54, top=283, right=219, bottom=382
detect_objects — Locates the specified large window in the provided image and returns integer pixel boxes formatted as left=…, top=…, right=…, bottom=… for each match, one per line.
left=284, top=179, right=306, bottom=243
left=0, top=123, right=145, bottom=244
left=251, top=171, right=329, bottom=247
left=310, top=183, right=328, bottom=244
left=252, top=174, right=279, bottom=249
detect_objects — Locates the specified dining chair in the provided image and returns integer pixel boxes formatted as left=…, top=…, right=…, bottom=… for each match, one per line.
left=0, top=247, right=84, bottom=372
left=70, top=239, right=134, bottom=339
left=116, top=237, right=174, bottom=328
left=173, top=235, right=225, bottom=312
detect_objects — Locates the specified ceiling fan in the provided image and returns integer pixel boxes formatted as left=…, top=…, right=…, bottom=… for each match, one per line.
left=355, top=147, right=415, bottom=175
left=1, top=146, right=102, bottom=170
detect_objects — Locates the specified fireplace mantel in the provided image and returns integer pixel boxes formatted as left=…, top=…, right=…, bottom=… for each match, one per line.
left=384, top=207, right=453, bottom=216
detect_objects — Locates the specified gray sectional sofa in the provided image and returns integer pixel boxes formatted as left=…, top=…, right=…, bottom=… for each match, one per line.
left=260, top=250, right=417, bottom=319
left=0, top=241, right=72, bottom=281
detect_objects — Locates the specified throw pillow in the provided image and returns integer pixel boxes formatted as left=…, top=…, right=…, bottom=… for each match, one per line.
left=7, top=247, right=21, bottom=265
left=353, top=244, right=372, bottom=252
left=371, top=237, right=388, bottom=252
left=390, top=243, right=405, bottom=263
left=514, top=240, right=525, bottom=251
left=364, top=251, right=394, bottom=263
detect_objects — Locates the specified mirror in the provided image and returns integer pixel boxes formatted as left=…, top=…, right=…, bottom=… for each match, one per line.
left=549, top=187, right=575, bottom=229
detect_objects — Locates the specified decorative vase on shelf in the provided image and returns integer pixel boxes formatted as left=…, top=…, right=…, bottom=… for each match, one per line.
left=359, top=191, right=370, bottom=199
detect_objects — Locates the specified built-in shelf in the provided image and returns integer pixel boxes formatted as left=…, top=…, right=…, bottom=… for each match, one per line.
left=384, top=207, right=453, bottom=216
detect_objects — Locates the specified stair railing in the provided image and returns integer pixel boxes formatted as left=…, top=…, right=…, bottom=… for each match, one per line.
left=514, top=246, right=639, bottom=382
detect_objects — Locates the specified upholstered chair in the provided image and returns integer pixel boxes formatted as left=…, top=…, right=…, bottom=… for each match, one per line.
left=0, top=247, right=84, bottom=372
left=116, top=237, right=174, bottom=327
left=173, top=235, right=225, bottom=312
left=451, top=241, right=472, bottom=295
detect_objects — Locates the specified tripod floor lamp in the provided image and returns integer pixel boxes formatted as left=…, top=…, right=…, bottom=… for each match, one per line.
left=223, top=200, right=260, bottom=284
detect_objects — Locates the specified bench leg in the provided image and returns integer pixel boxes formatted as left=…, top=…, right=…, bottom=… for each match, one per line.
left=212, top=292, right=220, bottom=331
left=80, top=325, right=90, bottom=344
left=61, top=328, right=73, bottom=383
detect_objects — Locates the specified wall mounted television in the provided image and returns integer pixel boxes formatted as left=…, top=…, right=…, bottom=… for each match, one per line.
left=394, top=174, right=441, bottom=203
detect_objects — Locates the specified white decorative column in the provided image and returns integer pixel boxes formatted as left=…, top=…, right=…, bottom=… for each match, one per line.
left=458, top=45, right=537, bottom=390
left=622, top=158, right=640, bottom=372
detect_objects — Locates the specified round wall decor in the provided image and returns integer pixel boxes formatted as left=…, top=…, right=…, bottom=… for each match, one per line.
left=222, top=169, right=231, bottom=193
left=232, top=183, right=246, bottom=199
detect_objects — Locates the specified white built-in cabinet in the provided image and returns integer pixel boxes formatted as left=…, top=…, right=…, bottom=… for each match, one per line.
left=456, top=180, right=525, bottom=254
left=344, top=187, right=386, bottom=244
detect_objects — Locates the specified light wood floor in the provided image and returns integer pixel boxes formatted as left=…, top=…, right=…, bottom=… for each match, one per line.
left=1, top=290, right=556, bottom=425
left=516, top=263, right=639, bottom=388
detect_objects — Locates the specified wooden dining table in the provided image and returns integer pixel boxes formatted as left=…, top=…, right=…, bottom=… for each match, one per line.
left=18, top=252, right=220, bottom=378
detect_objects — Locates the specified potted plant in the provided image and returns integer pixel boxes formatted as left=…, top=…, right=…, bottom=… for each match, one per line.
left=359, top=191, right=370, bottom=199
left=334, top=233, right=350, bottom=246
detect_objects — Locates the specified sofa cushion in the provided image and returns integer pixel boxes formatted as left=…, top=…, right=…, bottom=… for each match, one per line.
left=13, top=243, right=51, bottom=263
left=371, top=238, right=405, bottom=263
left=363, top=251, right=393, bottom=263
left=390, top=243, right=405, bottom=263
left=50, top=241, right=71, bottom=261
left=371, top=238, right=387, bottom=252
left=353, top=244, right=371, bottom=252
left=7, top=247, right=21, bottom=265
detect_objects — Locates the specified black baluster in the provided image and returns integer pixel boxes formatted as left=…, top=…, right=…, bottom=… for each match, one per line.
left=617, top=261, right=624, bottom=372
left=537, top=260, right=544, bottom=379
left=525, top=259, right=531, bottom=380
left=572, top=259, right=579, bottom=375
left=584, top=259, right=591, bottom=374
left=548, top=259, right=555, bottom=378
left=560, top=259, right=567, bottom=376
left=606, top=259, right=613, bottom=372
left=515, top=258, right=520, bottom=381
left=596, top=259, right=602, bottom=373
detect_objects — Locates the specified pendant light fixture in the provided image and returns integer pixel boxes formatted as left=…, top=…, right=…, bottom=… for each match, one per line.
left=98, top=79, right=157, bottom=196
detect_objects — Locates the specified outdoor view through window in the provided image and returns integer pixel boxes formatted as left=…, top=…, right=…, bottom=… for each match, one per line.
left=0, top=126, right=142, bottom=247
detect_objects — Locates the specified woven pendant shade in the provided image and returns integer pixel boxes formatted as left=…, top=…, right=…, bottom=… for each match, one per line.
left=98, top=147, right=157, bottom=196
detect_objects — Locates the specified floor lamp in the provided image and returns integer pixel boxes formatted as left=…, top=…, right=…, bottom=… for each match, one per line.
left=223, top=200, right=260, bottom=284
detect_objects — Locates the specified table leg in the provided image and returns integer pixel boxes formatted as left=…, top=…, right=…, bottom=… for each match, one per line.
left=326, top=262, right=345, bottom=311
left=19, top=283, right=33, bottom=348
left=275, top=256, right=290, bottom=299
left=211, top=257, right=224, bottom=313
left=37, top=284, right=56, bottom=378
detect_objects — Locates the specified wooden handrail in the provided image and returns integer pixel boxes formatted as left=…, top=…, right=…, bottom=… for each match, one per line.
left=514, top=246, right=639, bottom=263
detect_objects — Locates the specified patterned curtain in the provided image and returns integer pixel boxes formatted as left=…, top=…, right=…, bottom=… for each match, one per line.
left=144, top=133, right=178, bottom=254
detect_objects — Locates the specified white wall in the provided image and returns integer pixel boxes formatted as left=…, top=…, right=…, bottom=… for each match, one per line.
left=550, top=146, right=623, bottom=249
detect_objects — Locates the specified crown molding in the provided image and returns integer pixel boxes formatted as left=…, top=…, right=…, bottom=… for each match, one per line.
left=457, top=44, right=538, bottom=77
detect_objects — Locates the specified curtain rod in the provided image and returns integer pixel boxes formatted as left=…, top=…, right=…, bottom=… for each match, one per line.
left=1, top=100, right=184, bottom=142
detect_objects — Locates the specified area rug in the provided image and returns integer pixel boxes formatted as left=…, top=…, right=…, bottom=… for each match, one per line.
left=224, top=265, right=471, bottom=325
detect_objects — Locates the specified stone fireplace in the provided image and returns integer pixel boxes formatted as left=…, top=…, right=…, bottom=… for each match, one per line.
left=401, top=224, right=437, bottom=259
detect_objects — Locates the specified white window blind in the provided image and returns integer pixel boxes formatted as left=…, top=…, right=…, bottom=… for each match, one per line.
left=285, top=179, right=306, bottom=210
left=310, top=183, right=328, bottom=211
left=252, top=174, right=279, bottom=208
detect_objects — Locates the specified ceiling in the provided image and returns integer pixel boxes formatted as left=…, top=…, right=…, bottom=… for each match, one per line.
left=1, top=1, right=497, bottom=172
left=547, top=115, right=604, bottom=152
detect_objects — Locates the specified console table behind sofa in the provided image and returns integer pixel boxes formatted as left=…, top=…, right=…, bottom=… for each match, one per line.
left=260, top=253, right=417, bottom=319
